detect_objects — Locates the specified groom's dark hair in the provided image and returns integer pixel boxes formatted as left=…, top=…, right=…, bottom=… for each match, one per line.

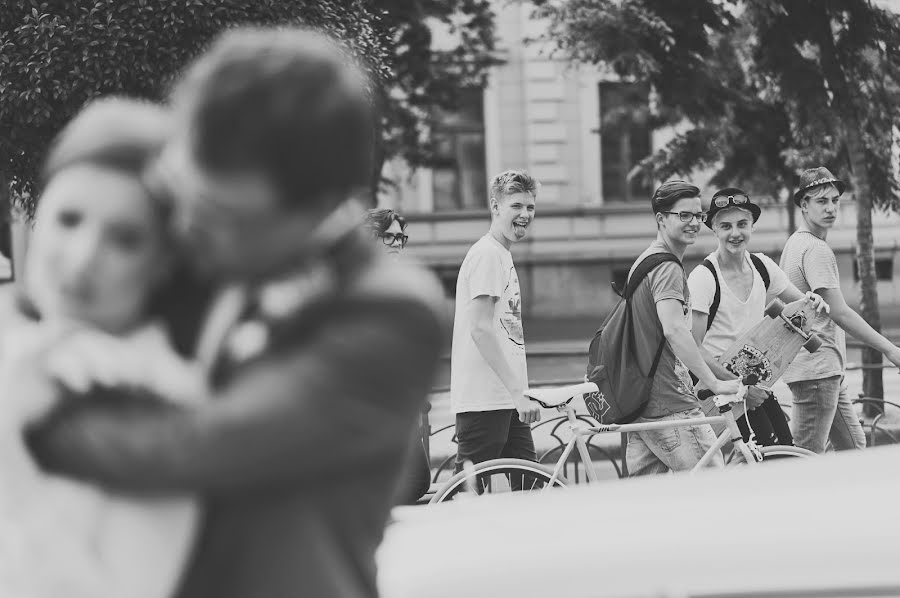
left=172, top=27, right=375, bottom=210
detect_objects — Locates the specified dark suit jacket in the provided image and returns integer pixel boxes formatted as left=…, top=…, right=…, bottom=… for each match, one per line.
left=26, top=233, right=446, bottom=598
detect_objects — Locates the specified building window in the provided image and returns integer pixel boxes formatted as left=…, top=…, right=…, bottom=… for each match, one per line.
left=853, top=256, right=894, bottom=281
left=432, top=88, right=487, bottom=211
left=599, top=82, right=652, bottom=203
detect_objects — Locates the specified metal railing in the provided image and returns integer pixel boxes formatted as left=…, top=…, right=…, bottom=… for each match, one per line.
left=422, top=360, right=900, bottom=485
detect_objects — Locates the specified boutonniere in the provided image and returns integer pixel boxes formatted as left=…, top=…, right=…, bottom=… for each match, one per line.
left=223, top=262, right=338, bottom=365
left=257, top=263, right=337, bottom=321
left=224, top=319, right=270, bottom=364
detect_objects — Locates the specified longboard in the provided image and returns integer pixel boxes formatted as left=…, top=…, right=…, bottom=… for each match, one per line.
left=699, top=298, right=821, bottom=430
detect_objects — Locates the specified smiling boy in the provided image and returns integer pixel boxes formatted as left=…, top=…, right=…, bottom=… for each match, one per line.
left=688, top=188, right=828, bottom=447
left=624, top=181, right=739, bottom=476
left=450, top=170, right=541, bottom=475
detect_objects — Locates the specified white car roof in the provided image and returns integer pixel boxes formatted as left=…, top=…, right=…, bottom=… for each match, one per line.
left=378, top=446, right=900, bottom=598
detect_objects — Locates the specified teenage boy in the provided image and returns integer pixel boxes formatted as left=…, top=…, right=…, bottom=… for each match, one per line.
left=780, top=167, right=900, bottom=454
left=451, top=170, right=541, bottom=474
left=26, top=28, right=445, bottom=598
left=688, top=188, right=829, bottom=446
left=625, top=181, right=739, bottom=476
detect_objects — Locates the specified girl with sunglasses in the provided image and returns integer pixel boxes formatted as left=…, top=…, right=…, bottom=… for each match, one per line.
left=363, top=208, right=431, bottom=503
left=364, top=208, right=409, bottom=260
left=687, top=188, right=829, bottom=449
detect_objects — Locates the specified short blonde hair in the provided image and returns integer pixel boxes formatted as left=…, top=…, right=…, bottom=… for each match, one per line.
left=490, top=170, right=539, bottom=202
left=801, top=182, right=840, bottom=205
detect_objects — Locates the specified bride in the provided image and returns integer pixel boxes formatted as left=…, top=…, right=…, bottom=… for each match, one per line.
left=0, top=98, right=203, bottom=598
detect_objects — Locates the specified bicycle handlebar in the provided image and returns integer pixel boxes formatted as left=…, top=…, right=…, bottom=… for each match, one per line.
left=696, top=375, right=758, bottom=402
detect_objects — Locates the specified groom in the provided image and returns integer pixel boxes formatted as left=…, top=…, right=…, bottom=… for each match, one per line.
left=26, top=27, right=445, bottom=598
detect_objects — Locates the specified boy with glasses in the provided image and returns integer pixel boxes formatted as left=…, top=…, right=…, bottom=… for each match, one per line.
left=624, top=181, right=739, bottom=476
left=780, top=167, right=900, bottom=453
left=688, top=188, right=829, bottom=447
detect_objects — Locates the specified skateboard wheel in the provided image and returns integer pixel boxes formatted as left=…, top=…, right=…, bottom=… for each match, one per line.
left=764, top=298, right=785, bottom=319
left=803, top=333, right=822, bottom=353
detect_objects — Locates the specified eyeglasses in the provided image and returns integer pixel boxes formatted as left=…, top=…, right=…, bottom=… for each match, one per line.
left=379, top=232, right=409, bottom=247
left=712, top=194, right=750, bottom=208
left=660, top=211, right=708, bottom=223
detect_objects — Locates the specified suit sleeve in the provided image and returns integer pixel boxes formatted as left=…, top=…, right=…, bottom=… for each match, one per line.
left=25, top=299, right=444, bottom=494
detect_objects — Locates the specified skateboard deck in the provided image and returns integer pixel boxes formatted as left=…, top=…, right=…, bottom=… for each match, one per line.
left=699, top=298, right=820, bottom=428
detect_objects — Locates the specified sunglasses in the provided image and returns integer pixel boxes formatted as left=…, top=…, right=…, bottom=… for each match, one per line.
left=660, top=211, right=708, bottom=223
left=379, top=232, right=409, bottom=247
left=712, top=193, right=750, bottom=208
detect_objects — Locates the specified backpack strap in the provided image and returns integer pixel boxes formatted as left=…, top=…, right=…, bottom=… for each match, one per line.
left=625, top=252, right=679, bottom=299
left=624, top=252, right=681, bottom=378
left=705, top=254, right=770, bottom=331
left=702, top=259, right=720, bottom=331
left=749, top=253, right=771, bottom=290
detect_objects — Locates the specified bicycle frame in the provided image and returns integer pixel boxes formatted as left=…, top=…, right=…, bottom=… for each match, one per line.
left=544, top=401, right=760, bottom=486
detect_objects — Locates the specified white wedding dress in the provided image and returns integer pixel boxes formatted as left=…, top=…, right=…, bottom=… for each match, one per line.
left=0, top=320, right=198, bottom=598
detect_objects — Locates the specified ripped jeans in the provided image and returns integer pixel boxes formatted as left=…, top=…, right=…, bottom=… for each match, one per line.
left=626, top=407, right=723, bottom=476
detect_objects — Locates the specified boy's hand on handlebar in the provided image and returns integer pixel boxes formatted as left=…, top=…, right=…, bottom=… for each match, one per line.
left=745, top=386, right=769, bottom=410
left=711, top=378, right=740, bottom=397
left=804, top=291, right=830, bottom=315
left=513, top=394, right=541, bottom=424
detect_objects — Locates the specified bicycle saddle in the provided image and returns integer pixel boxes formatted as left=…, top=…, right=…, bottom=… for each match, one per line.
left=524, top=382, right=600, bottom=408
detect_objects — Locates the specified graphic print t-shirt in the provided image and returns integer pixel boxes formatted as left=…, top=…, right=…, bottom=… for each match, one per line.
left=627, top=241, right=698, bottom=418
left=450, top=235, right=527, bottom=413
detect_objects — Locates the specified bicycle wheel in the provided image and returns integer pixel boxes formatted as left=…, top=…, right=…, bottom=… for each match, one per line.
left=429, top=458, right=569, bottom=504
left=726, top=444, right=816, bottom=465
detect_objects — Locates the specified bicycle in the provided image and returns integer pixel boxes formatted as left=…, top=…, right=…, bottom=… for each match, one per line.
left=430, top=379, right=814, bottom=503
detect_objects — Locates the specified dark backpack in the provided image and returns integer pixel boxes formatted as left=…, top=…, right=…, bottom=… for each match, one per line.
left=584, top=252, right=681, bottom=424
left=702, top=253, right=770, bottom=330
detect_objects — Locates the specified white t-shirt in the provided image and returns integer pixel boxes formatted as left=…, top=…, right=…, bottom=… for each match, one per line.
left=687, top=251, right=790, bottom=360
left=450, top=235, right=527, bottom=414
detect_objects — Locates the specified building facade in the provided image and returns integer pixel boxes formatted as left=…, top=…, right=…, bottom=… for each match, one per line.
left=381, top=2, right=900, bottom=326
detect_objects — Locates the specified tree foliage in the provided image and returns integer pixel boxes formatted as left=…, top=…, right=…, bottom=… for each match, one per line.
left=370, top=0, right=498, bottom=189
left=534, top=0, right=900, bottom=206
left=535, top=0, right=900, bottom=404
left=0, top=0, right=498, bottom=213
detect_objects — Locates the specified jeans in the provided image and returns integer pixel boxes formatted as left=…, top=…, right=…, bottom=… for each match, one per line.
left=626, top=407, right=723, bottom=476
left=788, top=375, right=865, bottom=454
